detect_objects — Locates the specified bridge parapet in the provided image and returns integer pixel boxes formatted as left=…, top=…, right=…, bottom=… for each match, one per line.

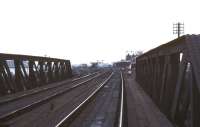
left=136, top=35, right=200, bottom=127
left=0, top=53, right=72, bottom=96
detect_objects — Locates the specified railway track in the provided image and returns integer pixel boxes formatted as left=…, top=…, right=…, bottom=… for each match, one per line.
left=0, top=71, right=100, bottom=105
left=0, top=71, right=108, bottom=126
left=55, top=71, right=125, bottom=127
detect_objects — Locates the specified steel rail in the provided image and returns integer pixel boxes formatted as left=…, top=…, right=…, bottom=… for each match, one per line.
left=55, top=72, right=114, bottom=127
left=0, top=72, right=105, bottom=123
left=71, top=71, right=99, bottom=81
left=118, top=72, right=124, bottom=127
left=0, top=71, right=99, bottom=105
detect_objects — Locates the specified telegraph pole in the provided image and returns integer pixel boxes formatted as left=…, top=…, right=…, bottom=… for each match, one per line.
left=173, top=22, right=184, bottom=38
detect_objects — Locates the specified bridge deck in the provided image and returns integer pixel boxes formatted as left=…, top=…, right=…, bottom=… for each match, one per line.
left=124, top=72, right=173, bottom=127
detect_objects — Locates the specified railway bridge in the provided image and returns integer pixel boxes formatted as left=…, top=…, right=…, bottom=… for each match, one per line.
left=0, top=34, right=199, bottom=127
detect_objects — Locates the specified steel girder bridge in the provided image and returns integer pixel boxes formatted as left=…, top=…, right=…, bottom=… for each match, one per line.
left=136, top=35, right=200, bottom=127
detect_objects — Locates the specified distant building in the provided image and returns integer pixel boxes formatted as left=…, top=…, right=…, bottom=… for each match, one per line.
left=113, top=61, right=131, bottom=69
left=126, top=53, right=132, bottom=61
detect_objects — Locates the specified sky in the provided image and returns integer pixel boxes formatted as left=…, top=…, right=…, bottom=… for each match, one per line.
left=0, top=0, right=200, bottom=64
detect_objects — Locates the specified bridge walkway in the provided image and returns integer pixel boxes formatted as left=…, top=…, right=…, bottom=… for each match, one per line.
left=124, top=71, right=174, bottom=127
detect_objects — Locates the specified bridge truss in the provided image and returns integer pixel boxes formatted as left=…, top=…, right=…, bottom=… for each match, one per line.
left=136, top=35, right=200, bottom=127
left=0, top=53, right=72, bottom=96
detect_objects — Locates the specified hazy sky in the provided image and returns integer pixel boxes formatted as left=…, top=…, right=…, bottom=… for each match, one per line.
left=1, top=0, right=200, bottom=64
